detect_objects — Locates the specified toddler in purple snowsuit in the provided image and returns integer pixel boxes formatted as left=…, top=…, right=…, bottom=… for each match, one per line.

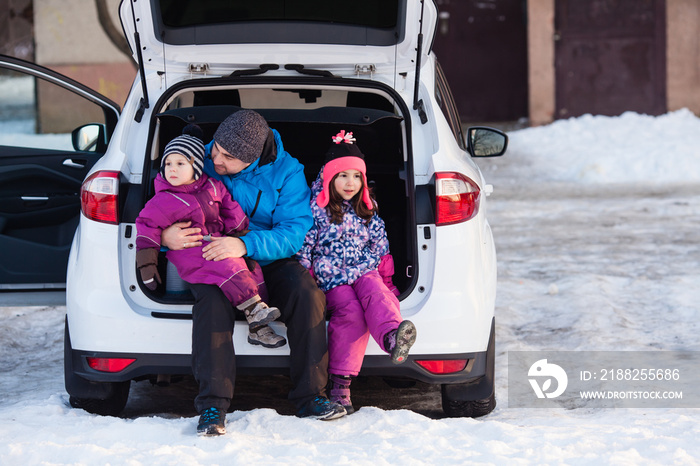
left=135, top=125, right=285, bottom=348
left=296, top=130, right=417, bottom=414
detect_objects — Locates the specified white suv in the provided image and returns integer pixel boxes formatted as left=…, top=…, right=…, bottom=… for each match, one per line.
left=18, top=0, right=507, bottom=417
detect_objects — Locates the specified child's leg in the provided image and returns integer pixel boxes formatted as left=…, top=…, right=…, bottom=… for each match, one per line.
left=242, top=261, right=285, bottom=347
left=195, top=258, right=279, bottom=333
left=325, top=285, right=367, bottom=414
left=210, top=259, right=279, bottom=332
left=384, top=320, right=417, bottom=364
left=248, top=259, right=269, bottom=304
left=170, top=251, right=283, bottom=341
left=353, top=271, right=403, bottom=351
left=325, top=284, right=369, bottom=377
left=215, top=258, right=259, bottom=305
left=173, top=252, right=260, bottom=307
left=327, top=373, right=355, bottom=415
left=353, top=271, right=417, bottom=364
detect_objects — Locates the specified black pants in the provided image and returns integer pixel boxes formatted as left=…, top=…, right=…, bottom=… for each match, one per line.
left=190, top=257, right=328, bottom=413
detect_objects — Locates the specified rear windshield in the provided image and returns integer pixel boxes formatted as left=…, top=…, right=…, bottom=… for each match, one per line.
left=154, top=0, right=405, bottom=46
left=158, top=0, right=399, bottom=29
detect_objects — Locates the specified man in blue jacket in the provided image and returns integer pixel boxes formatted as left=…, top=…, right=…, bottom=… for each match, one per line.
left=161, top=110, right=346, bottom=435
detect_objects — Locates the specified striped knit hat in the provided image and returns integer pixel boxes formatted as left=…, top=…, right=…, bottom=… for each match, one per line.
left=160, top=124, right=205, bottom=181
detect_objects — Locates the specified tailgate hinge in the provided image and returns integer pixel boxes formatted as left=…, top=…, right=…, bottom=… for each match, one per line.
left=188, top=63, right=210, bottom=74
left=355, top=64, right=376, bottom=77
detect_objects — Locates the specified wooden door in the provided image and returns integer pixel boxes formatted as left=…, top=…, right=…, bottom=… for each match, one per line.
left=555, top=0, right=666, bottom=118
left=432, top=0, right=528, bottom=122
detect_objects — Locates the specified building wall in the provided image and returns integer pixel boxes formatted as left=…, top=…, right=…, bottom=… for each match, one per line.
left=27, top=0, right=700, bottom=124
left=667, top=0, right=700, bottom=113
left=33, top=0, right=135, bottom=107
left=0, top=0, right=34, bottom=61
left=527, top=0, right=556, bottom=126
left=528, top=0, right=700, bottom=125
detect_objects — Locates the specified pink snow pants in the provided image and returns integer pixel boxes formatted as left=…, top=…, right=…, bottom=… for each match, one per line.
left=325, top=270, right=402, bottom=376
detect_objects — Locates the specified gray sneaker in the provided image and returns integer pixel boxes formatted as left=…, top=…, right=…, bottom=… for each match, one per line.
left=244, top=301, right=281, bottom=332
left=248, top=325, right=287, bottom=348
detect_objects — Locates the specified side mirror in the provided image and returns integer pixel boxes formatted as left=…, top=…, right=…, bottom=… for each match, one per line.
left=71, top=123, right=108, bottom=153
left=467, top=127, right=508, bottom=157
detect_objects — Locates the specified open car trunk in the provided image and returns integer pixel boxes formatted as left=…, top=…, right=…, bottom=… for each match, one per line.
left=137, top=85, right=417, bottom=308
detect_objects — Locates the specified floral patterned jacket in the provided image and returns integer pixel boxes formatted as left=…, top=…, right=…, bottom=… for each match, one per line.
left=296, top=168, right=390, bottom=292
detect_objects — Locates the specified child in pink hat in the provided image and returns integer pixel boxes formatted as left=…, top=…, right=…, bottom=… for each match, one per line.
left=296, top=130, right=417, bottom=414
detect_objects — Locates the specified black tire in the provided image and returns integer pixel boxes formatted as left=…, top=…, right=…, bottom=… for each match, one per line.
left=441, top=388, right=496, bottom=418
left=68, top=380, right=131, bottom=417
left=441, top=318, right=497, bottom=418
left=64, top=319, right=131, bottom=416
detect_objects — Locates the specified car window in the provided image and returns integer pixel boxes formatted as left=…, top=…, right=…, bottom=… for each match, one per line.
left=0, top=68, right=109, bottom=153
left=435, top=61, right=466, bottom=150
left=159, top=0, right=399, bottom=28
left=155, top=0, right=403, bottom=46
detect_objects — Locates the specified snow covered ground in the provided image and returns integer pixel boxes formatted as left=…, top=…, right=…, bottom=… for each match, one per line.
left=2, top=109, right=700, bottom=465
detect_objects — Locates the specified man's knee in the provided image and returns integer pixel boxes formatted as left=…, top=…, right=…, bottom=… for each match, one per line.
left=191, top=283, right=229, bottom=307
left=190, top=284, right=235, bottom=327
left=287, top=279, right=326, bottom=328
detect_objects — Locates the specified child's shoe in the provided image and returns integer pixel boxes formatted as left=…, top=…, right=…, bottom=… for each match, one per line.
left=248, top=325, right=286, bottom=348
left=384, top=320, right=417, bottom=364
left=328, top=374, right=355, bottom=415
left=240, top=300, right=281, bottom=332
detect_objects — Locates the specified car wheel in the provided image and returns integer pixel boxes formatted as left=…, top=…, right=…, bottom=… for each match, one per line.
left=68, top=381, right=130, bottom=417
left=441, top=319, right=496, bottom=418
left=441, top=387, right=496, bottom=418
left=64, top=319, right=131, bottom=416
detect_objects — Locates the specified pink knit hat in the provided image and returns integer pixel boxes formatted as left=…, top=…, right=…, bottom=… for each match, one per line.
left=316, top=130, right=373, bottom=209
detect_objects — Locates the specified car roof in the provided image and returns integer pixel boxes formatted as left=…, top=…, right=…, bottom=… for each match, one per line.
left=120, top=0, right=437, bottom=77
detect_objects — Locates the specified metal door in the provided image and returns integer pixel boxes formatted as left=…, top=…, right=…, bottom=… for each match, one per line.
left=0, top=55, right=120, bottom=288
left=555, top=0, right=666, bottom=118
left=432, top=0, right=528, bottom=122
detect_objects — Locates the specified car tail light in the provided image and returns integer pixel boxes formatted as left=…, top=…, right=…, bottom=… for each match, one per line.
left=80, top=170, right=119, bottom=224
left=86, top=357, right=136, bottom=373
left=416, top=359, right=468, bottom=374
left=435, top=172, right=481, bottom=226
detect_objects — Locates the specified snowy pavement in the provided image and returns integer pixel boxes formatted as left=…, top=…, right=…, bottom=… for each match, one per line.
left=1, top=110, right=700, bottom=464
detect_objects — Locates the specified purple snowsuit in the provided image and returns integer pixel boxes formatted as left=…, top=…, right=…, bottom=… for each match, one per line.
left=135, top=173, right=265, bottom=306
left=296, top=169, right=401, bottom=376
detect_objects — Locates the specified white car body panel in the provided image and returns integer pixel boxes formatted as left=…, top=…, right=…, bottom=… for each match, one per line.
left=120, top=0, right=438, bottom=76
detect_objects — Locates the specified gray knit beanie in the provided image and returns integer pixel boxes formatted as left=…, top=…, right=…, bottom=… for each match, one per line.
left=161, top=125, right=205, bottom=181
left=213, top=109, right=269, bottom=164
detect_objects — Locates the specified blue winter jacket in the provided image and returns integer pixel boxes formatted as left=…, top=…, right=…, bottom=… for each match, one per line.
left=203, top=129, right=313, bottom=266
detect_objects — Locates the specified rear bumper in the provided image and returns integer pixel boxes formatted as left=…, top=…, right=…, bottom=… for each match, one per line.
left=67, top=318, right=495, bottom=388
left=68, top=349, right=488, bottom=384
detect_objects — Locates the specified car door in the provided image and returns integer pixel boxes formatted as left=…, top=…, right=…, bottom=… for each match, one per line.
left=0, top=54, right=120, bottom=288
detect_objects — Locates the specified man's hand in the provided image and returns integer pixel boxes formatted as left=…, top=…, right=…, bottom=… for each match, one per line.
left=202, top=236, right=248, bottom=261
left=161, top=221, right=203, bottom=250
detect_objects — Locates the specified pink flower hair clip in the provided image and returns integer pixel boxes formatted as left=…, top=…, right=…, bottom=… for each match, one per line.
left=332, top=130, right=356, bottom=145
